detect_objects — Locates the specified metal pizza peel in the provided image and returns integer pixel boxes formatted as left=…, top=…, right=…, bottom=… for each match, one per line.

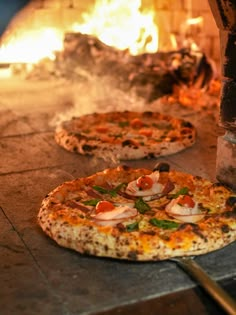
left=171, top=256, right=236, bottom=315
left=57, top=164, right=236, bottom=313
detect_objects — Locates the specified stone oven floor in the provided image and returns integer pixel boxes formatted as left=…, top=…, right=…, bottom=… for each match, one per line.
left=0, top=78, right=235, bottom=315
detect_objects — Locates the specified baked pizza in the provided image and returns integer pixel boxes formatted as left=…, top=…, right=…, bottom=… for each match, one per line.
left=55, top=111, right=196, bottom=160
left=38, top=163, right=236, bottom=261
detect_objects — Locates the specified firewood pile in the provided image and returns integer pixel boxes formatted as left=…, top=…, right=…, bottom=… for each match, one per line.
left=26, top=32, right=215, bottom=102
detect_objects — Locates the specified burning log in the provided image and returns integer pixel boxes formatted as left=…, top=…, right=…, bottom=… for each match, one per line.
left=27, top=32, right=215, bottom=102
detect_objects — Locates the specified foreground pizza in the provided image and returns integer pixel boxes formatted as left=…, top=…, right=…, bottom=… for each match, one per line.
left=55, top=111, right=196, bottom=160
left=38, top=164, right=236, bottom=261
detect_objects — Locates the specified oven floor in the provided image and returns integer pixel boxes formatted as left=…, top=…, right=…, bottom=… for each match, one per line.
left=0, top=78, right=235, bottom=315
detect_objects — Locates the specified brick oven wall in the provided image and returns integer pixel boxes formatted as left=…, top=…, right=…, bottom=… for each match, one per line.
left=3, top=0, right=219, bottom=63
left=149, top=0, right=219, bottom=63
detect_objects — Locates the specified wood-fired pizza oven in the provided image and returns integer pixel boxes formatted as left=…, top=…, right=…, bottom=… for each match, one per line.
left=1, top=2, right=236, bottom=315
left=0, top=0, right=235, bottom=190
left=0, top=0, right=220, bottom=64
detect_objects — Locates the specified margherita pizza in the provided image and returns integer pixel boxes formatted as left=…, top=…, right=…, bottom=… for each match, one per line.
left=55, top=111, right=196, bottom=160
left=38, top=163, right=236, bottom=261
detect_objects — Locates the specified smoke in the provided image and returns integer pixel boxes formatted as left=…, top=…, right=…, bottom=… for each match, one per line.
left=50, top=74, right=146, bottom=127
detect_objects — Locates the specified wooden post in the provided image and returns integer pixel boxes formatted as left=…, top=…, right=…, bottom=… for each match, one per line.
left=208, top=0, right=236, bottom=190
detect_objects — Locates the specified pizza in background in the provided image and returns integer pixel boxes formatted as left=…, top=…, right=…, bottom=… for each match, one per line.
left=55, top=111, right=196, bottom=160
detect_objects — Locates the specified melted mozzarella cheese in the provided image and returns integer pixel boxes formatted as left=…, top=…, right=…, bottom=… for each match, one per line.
left=125, top=171, right=163, bottom=197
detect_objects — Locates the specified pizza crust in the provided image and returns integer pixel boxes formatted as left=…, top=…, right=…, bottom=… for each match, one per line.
left=38, top=165, right=236, bottom=261
left=39, top=208, right=236, bottom=261
left=54, top=111, right=196, bottom=160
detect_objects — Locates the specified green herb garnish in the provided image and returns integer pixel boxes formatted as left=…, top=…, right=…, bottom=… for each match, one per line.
left=152, top=122, right=172, bottom=130
left=173, top=187, right=189, bottom=198
left=113, top=183, right=126, bottom=193
left=83, top=199, right=100, bottom=206
left=93, top=186, right=109, bottom=194
left=149, top=218, right=180, bottom=229
left=93, top=183, right=125, bottom=197
left=113, top=133, right=123, bottom=138
left=119, top=121, right=129, bottom=127
left=126, top=221, right=139, bottom=232
left=135, top=197, right=151, bottom=214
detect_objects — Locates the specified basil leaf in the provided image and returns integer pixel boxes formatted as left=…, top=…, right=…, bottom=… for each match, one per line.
left=93, top=185, right=115, bottom=196
left=119, top=121, right=129, bottom=127
left=93, top=183, right=125, bottom=197
left=126, top=221, right=139, bottom=232
left=93, top=185, right=109, bottom=194
left=149, top=218, right=180, bottom=229
left=113, top=183, right=126, bottom=193
left=113, top=133, right=123, bottom=138
left=173, top=187, right=189, bottom=198
left=135, top=197, right=151, bottom=214
left=83, top=199, right=100, bottom=206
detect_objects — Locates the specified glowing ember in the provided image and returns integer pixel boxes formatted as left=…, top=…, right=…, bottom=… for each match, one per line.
left=0, top=0, right=158, bottom=64
left=162, top=80, right=221, bottom=109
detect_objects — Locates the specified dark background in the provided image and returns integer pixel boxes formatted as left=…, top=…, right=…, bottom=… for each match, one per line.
left=0, top=0, right=30, bottom=35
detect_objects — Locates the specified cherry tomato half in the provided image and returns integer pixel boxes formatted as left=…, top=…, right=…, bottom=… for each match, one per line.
left=139, top=129, right=153, bottom=137
left=131, top=118, right=143, bottom=129
left=95, top=200, right=115, bottom=213
left=95, top=126, right=109, bottom=133
left=177, top=195, right=195, bottom=208
left=136, top=175, right=153, bottom=190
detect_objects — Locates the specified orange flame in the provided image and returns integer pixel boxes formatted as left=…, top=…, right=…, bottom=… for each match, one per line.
left=0, top=28, right=63, bottom=63
left=0, top=0, right=158, bottom=64
left=72, top=0, right=158, bottom=55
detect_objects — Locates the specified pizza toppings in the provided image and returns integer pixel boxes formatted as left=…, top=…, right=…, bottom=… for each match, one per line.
left=54, top=111, right=196, bottom=160
left=126, top=221, right=139, bottom=232
left=95, top=200, right=115, bottom=213
left=136, top=175, right=154, bottom=190
left=165, top=194, right=204, bottom=223
left=92, top=183, right=125, bottom=197
left=161, top=179, right=175, bottom=195
left=86, top=187, right=103, bottom=198
left=91, top=201, right=138, bottom=225
left=125, top=171, right=164, bottom=198
left=149, top=218, right=180, bottom=229
left=172, top=187, right=189, bottom=198
left=125, top=167, right=175, bottom=201
left=95, top=126, right=109, bottom=133
left=65, top=200, right=91, bottom=213
left=130, top=118, right=143, bottom=128
left=38, top=165, right=236, bottom=261
left=139, top=129, right=153, bottom=137
left=135, top=198, right=151, bottom=213
left=178, top=195, right=195, bottom=208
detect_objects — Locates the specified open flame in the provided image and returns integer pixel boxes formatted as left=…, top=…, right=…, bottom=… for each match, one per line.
left=0, top=0, right=158, bottom=64
left=72, top=0, right=158, bottom=55
left=0, top=28, right=63, bottom=64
